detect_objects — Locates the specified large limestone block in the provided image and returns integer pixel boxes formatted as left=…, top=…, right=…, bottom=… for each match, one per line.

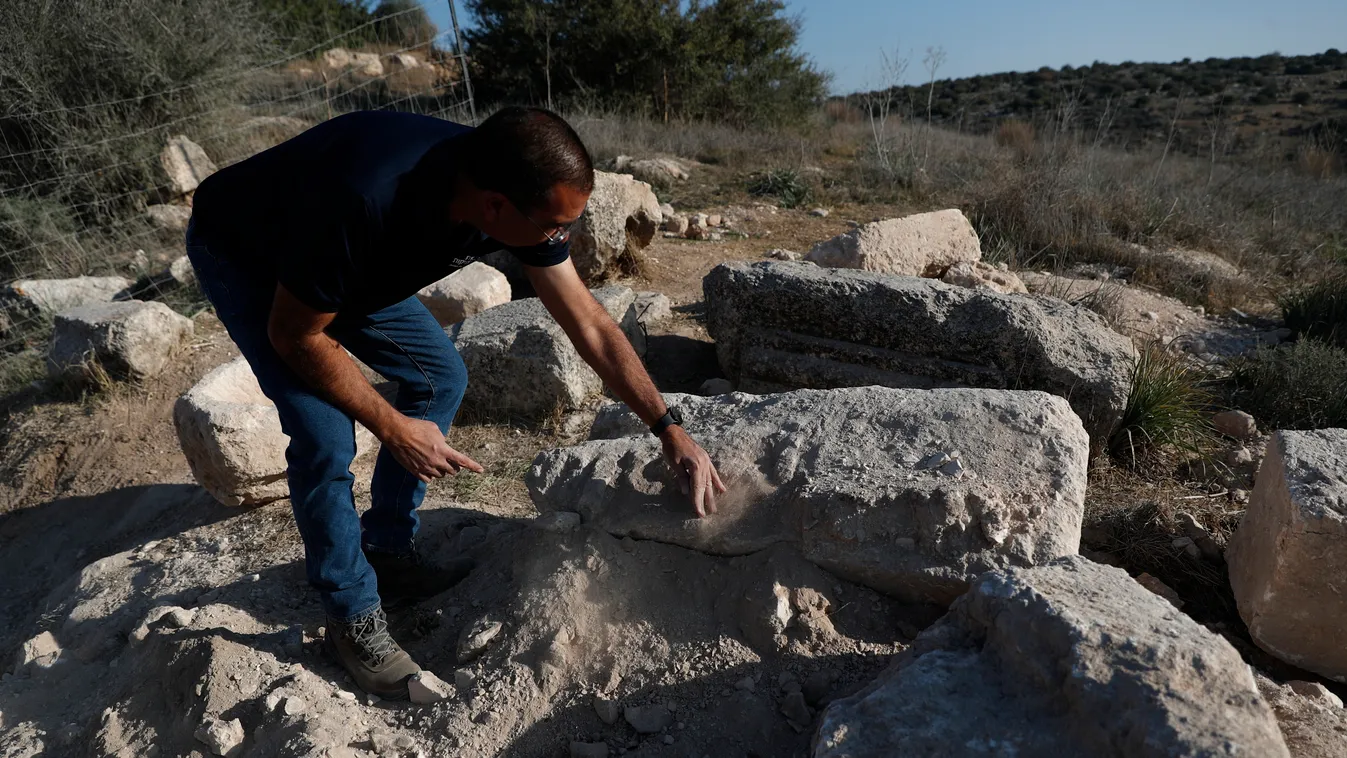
left=161, top=135, right=217, bottom=196
left=805, top=209, right=981, bottom=276
left=416, top=262, right=511, bottom=326
left=1228, top=429, right=1347, bottom=681
left=174, top=357, right=376, bottom=506
left=4, top=276, right=131, bottom=317
left=47, top=301, right=193, bottom=382
left=704, top=261, right=1134, bottom=446
left=530, top=386, right=1089, bottom=604
left=146, top=203, right=193, bottom=231
left=814, top=556, right=1289, bottom=758
left=450, top=286, right=643, bottom=419
left=569, top=171, right=662, bottom=281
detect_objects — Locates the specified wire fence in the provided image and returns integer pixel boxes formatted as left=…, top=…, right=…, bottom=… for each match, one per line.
left=0, top=2, right=476, bottom=390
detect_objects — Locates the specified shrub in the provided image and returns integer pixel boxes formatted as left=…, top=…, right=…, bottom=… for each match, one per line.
left=1109, top=343, right=1217, bottom=466
left=1281, top=275, right=1347, bottom=347
left=1227, top=339, right=1347, bottom=430
left=747, top=168, right=812, bottom=208
left=993, top=119, right=1036, bottom=157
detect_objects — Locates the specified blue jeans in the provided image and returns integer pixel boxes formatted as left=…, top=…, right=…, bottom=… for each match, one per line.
left=185, top=222, right=468, bottom=621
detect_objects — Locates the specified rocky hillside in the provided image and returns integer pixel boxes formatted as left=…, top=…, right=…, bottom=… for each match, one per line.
left=846, top=48, right=1347, bottom=158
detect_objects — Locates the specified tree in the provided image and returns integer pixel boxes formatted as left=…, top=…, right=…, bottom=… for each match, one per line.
left=462, top=0, right=828, bottom=125
left=253, top=0, right=376, bottom=52
left=371, top=0, right=439, bottom=48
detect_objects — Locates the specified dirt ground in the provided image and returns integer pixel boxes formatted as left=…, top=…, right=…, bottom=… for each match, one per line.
left=1, top=188, right=1343, bottom=757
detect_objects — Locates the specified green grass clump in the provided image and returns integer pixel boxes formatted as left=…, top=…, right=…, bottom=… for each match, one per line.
left=747, top=168, right=812, bottom=209
left=1227, top=339, right=1347, bottom=430
left=1280, top=275, right=1347, bottom=349
left=1109, top=343, right=1217, bottom=465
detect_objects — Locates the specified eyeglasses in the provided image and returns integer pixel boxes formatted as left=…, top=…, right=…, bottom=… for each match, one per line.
left=523, top=211, right=575, bottom=247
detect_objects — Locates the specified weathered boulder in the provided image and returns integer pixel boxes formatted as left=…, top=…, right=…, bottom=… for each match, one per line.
left=531, top=386, right=1088, bottom=605
left=1227, top=429, right=1347, bottom=682
left=613, top=155, right=690, bottom=186
left=805, top=209, right=981, bottom=276
left=146, top=203, right=193, bottom=231
left=813, top=556, right=1289, bottom=758
left=570, top=171, right=662, bottom=281
left=322, top=47, right=383, bottom=77
left=416, top=262, right=511, bottom=326
left=941, top=260, right=1027, bottom=294
left=664, top=214, right=689, bottom=235
left=161, top=135, right=217, bottom=196
left=450, top=286, right=644, bottom=420
left=4, top=275, right=131, bottom=318
left=704, top=261, right=1134, bottom=445
left=47, top=301, right=193, bottom=382
left=174, top=357, right=377, bottom=506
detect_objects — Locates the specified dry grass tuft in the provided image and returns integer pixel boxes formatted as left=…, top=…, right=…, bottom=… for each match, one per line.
left=1109, top=343, right=1219, bottom=467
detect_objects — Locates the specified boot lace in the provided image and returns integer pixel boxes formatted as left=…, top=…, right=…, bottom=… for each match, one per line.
left=345, top=606, right=399, bottom=666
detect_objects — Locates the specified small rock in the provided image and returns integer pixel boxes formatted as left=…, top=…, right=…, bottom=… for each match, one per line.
left=659, top=202, right=675, bottom=217
left=1177, top=512, right=1223, bottom=562
left=1232, top=489, right=1250, bottom=504
left=708, top=231, right=723, bottom=242
left=1287, top=680, right=1344, bottom=708
left=1134, top=573, right=1184, bottom=609
left=13, top=631, right=62, bottom=673
left=916, top=451, right=950, bottom=470
left=408, top=671, right=453, bottom=704
left=281, top=696, right=307, bottom=716
left=457, top=619, right=502, bottom=663
left=939, top=458, right=965, bottom=477
left=734, top=676, right=756, bottom=692
left=454, top=669, right=477, bottom=692
left=594, top=694, right=620, bottom=725
left=808, top=208, right=829, bottom=217
left=706, top=214, right=722, bottom=227
left=1142, top=311, right=1159, bottom=321
left=1227, top=447, right=1255, bottom=468
left=193, top=717, right=245, bottom=756
left=335, top=690, right=357, bottom=702
left=662, top=735, right=675, bottom=745
left=767, top=248, right=799, bottom=261
left=162, top=607, right=196, bottom=629
left=453, top=525, right=487, bottom=553
left=801, top=672, right=831, bottom=706
left=571, top=742, right=610, bottom=758
left=533, top=511, right=582, bottom=532
left=699, top=378, right=734, bottom=395
left=781, top=691, right=812, bottom=725
left=1213, top=410, right=1257, bottom=439
left=623, top=704, right=673, bottom=734
left=664, top=214, right=689, bottom=235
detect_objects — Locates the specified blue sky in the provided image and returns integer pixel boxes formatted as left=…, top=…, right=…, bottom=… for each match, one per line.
left=423, top=0, right=1345, bottom=94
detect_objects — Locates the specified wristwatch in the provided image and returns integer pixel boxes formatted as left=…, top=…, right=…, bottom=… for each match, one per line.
left=649, top=406, right=683, bottom=437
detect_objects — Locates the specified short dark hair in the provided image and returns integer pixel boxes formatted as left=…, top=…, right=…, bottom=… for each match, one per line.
left=462, top=107, right=594, bottom=213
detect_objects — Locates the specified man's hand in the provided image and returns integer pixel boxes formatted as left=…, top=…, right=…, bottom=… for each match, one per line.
left=661, top=425, right=726, bottom=518
left=381, top=417, right=484, bottom=484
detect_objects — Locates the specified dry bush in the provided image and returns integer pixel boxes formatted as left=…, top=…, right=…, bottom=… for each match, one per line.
left=824, top=99, right=864, bottom=124
left=568, top=110, right=815, bottom=169
left=1297, top=145, right=1339, bottom=179
left=993, top=119, right=1036, bottom=158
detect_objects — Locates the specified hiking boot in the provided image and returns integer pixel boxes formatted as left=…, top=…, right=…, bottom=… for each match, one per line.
left=363, top=541, right=474, bottom=608
left=324, top=604, right=420, bottom=699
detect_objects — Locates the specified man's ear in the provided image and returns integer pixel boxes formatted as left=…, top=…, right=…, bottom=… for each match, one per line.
left=480, top=191, right=508, bottom=224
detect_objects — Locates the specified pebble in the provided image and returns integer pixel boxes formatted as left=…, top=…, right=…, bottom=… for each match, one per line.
left=335, top=690, right=357, bottom=701
left=623, top=703, right=673, bottom=734
left=457, top=619, right=503, bottom=663
left=594, top=694, right=620, bottom=725
left=408, top=671, right=454, bottom=704
left=1142, top=311, right=1158, bottom=321
left=939, top=458, right=965, bottom=477
left=454, top=668, right=477, bottom=692
left=281, top=696, right=307, bottom=716
left=767, top=248, right=799, bottom=261
left=662, top=735, right=675, bottom=745
left=916, top=452, right=950, bottom=470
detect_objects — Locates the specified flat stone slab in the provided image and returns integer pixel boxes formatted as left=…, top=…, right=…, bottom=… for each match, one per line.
left=704, top=260, right=1134, bottom=446
left=530, top=386, right=1088, bottom=604
left=1228, top=428, right=1347, bottom=681
left=813, top=556, right=1289, bottom=757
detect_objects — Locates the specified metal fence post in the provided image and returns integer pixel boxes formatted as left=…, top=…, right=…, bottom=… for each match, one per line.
left=445, top=0, right=477, bottom=123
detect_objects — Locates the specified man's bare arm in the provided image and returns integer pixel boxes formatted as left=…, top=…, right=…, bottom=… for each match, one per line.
left=266, top=284, right=481, bottom=482
left=525, top=260, right=726, bottom=515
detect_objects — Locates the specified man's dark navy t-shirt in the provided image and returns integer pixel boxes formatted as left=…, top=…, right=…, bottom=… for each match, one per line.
left=190, top=111, right=569, bottom=314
